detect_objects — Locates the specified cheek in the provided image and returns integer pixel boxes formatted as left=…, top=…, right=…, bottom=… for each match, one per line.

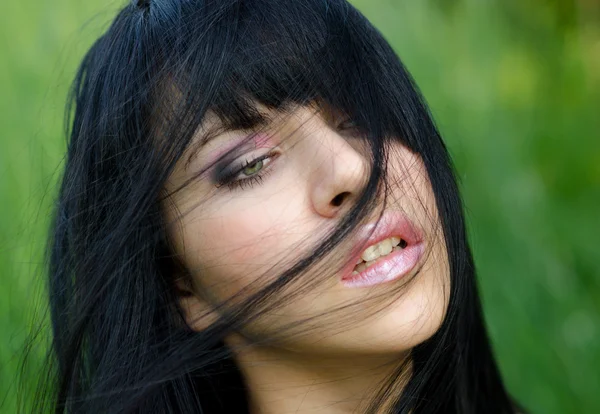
left=177, top=188, right=310, bottom=300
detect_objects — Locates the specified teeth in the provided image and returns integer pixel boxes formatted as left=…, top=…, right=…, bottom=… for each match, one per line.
left=378, top=238, right=393, bottom=256
left=365, top=259, right=377, bottom=268
left=359, top=236, right=404, bottom=262
left=361, top=245, right=380, bottom=262
left=354, top=262, right=367, bottom=273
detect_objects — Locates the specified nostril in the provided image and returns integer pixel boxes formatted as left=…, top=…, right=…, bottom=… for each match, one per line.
left=331, top=192, right=350, bottom=207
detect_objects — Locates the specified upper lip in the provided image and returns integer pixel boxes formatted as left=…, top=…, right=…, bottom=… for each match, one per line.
left=342, top=210, right=423, bottom=277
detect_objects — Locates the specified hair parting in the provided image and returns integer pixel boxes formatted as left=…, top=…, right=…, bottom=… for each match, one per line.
left=134, top=0, right=151, bottom=10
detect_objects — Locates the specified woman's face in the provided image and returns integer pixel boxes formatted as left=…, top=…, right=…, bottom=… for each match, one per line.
left=164, top=105, right=449, bottom=355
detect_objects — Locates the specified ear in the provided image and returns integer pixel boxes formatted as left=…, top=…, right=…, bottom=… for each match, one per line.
left=174, top=276, right=220, bottom=332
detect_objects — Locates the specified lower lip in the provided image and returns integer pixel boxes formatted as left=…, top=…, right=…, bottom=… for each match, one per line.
left=341, top=243, right=425, bottom=288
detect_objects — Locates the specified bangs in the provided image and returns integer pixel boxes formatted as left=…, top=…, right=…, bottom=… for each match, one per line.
left=41, top=1, right=513, bottom=413
left=145, top=0, right=399, bottom=147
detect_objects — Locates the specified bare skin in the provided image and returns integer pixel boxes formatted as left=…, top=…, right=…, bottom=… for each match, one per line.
left=164, top=105, right=449, bottom=413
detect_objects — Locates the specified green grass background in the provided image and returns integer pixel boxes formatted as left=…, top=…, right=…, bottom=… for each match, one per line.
left=1, top=0, right=599, bottom=412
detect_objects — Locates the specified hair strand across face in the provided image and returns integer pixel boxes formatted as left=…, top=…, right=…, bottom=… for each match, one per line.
left=27, top=1, right=521, bottom=413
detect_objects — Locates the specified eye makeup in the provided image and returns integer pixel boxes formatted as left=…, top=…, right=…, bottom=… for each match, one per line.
left=206, top=133, right=277, bottom=183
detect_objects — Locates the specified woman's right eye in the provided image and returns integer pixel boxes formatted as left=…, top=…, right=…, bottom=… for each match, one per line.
left=240, top=159, right=265, bottom=177
left=215, top=152, right=278, bottom=191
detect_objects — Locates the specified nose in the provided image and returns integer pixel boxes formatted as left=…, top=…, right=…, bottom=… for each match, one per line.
left=310, top=130, right=370, bottom=218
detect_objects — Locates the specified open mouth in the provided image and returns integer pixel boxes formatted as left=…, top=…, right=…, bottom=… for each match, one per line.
left=352, top=236, right=408, bottom=274
left=341, top=212, right=424, bottom=288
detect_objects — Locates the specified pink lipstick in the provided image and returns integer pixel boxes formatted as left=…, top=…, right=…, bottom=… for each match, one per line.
left=341, top=211, right=424, bottom=288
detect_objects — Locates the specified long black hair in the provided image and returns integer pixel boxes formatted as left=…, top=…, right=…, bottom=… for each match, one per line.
left=32, top=0, right=519, bottom=412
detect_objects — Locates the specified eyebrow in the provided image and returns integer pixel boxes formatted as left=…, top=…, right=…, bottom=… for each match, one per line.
left=183, top=125, right=228, bottom=170
left=183, top=114, right=275, bottom=171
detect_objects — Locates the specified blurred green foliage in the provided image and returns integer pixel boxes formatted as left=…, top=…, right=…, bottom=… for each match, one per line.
left=1, top=0, right=599, bottom=413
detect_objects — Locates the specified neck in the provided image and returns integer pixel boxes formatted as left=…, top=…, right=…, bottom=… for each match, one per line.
left=228, top=339, right=411, bottom=414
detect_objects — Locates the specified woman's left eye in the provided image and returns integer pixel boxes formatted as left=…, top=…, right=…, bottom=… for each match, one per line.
left=336, top=118, right=364, bottom=136
left=337, top=119, right=358, bottom=130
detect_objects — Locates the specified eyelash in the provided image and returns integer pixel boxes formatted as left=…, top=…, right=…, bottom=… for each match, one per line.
left=214, top=119, right=355, bottom=192
left=218, top=152, right=278, bottom=191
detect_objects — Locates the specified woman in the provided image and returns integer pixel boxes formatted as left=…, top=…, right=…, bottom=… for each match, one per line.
left=38, top=0, right=521, bottom=412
